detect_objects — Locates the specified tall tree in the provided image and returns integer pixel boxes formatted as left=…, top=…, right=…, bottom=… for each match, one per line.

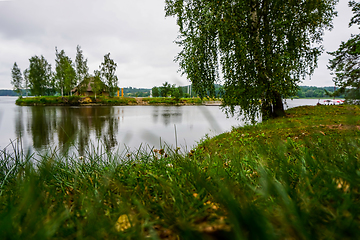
left=328, top=1, right=360, bottom=102
left=100, top=53, right=118, bottom=97
left=55, top=47, right=76, bottom=96
left=75, top=45, right=90, bottom=95
left=152, top=86, right=160, bottom=97
left=91, top=70, right=105, bottom=99
left=47, top=71, right=57, bottom=96
left=28, top=55, right=52, bottom=96
left=11, top=62, right=23, bottom=96
left=165, top=0, right=338, bottom=121
left=160, top=81, right=172, bottom=97
left=177, top=86, right=183, bottom=98
left=23, top=68, right=29, bottom=97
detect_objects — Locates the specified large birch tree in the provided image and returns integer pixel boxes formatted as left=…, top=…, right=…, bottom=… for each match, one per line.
left=165, top=0, right=338, bottom=121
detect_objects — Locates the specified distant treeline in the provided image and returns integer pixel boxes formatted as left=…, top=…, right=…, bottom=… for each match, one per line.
left=0, top=89, right=30, bottom=96
left=0, top=90, right=17, bottom=96
left=294, top=86, right=344, bottom=98
left=128, top=85, right=344, bottom=98
left=1, top=86, right=342, bottom=99
left=123, top=87, right=150, bottom=97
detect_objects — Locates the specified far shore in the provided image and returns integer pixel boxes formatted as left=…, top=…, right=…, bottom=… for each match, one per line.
left=12, top=96, right=345, bottom=107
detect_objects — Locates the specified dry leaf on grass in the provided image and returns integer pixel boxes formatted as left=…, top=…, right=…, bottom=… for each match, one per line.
left=115, top=214, right=132, bottom=232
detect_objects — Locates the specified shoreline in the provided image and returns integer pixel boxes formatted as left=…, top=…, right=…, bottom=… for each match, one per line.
left=15, top=96, right=206, bottom=106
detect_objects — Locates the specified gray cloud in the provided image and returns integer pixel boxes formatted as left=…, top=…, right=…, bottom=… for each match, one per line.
left=0, top=0, right=186, bottom=89
left=0, top=0, right=358, bottom=89
left=302, top=0, right=360, bottom=86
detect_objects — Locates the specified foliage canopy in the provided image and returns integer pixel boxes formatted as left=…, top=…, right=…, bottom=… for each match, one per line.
left=28, top=55, right=53, bottom=96
left=165, top=0, right=338, bottom=121
left=328, top=1, right=360, bottom=102
left=91, top=70, right=105, bottom=99
left=55, top=48, right=77, bottom=97
left=75, top=45, right=90, bottom=95
left=100, top=53, right=118, bottom=97
left=152, top=86, right=160, bottom=97
left=11, top=62, right=23, bottom=96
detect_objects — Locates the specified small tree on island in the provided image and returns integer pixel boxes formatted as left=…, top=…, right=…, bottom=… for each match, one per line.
left=55, top=47, right=76, bottom=97
left=171, top=87, right=181, bottom=101
left=28, top=55, right=52, bottom=96
left=23, top=68, right=29, bottom=97
left=160, top=81, right=172, bottom=97
left=75, top=45, right=90, bottom=95
left=11, top=62, right=23, bottom=97
left=152, top=86, right=160, bottom=97
left=91, top=70, right=104, bottom=100
left=100, top=53, right=118, bottom=97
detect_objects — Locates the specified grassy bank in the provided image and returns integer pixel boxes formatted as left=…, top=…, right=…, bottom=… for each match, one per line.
left=1, top=105, right=360, bottom=239
left=15, top=96, right=214, bottom=106
left=141, top=97, right=203, bottom=105
left=15, top=96, right=137, bottom=106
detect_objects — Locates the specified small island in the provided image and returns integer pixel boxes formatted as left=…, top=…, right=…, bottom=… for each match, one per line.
left=15, top=96, right=205, bottom=106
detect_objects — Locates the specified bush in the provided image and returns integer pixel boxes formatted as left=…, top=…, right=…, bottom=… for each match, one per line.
left=181, top=97, right=202, bottom=104
left=68, top=96, right=81, bottom=104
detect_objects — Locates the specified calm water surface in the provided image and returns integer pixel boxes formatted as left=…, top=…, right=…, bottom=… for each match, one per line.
left=0, top=97, right=320, bottom=154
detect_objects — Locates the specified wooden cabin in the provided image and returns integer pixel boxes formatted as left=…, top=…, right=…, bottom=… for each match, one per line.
left=71, top=77, right=109, bottom=96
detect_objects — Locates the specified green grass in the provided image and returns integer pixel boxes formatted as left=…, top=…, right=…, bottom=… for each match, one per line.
left=142, top=97, right=179, bottom=104
left=141, top=97, right=204, bottom=105
left=15, top=96, right=137, bottom=106
left=16, top=96, right=63, bottom=105
left=15, top=96, right=201, bottom=106
left=1, top=105, right=360, bottom=239
left=94, top=96, right=137, bottom=105
left=181, top=97, right=204, bottom=104
left=141, top=97, right=199, bottom=105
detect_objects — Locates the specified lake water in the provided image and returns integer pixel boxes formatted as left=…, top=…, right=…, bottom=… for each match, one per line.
left=0, top=97, right=320, bottom=155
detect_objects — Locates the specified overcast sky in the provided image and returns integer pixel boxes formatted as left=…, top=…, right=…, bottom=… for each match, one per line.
left=0, top=0, right=359, bottom=90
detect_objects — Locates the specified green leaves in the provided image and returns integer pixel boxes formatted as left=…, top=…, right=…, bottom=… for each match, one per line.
left=91, top=70, right=104, bottom=99
left=151, top=86, right=160, bottom=97
left=166, top=0, right=338, bottom=121
left=55, top=47, right=76, bottom=97
left=11, top=62, right=23, bottom=96
left=75, top=45, right=90, bottom=91
left=100, top=53, right=118, bottom=97
left=28, top=55, right=53, bottom=96
left=328, top=1, right=360, bottom=102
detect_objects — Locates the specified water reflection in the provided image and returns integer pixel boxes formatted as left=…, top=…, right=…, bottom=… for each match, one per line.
left=0, top=97, right=323, bottom=155
left=159, top=107, right=183, bottom=126
left=29, top=107, right=54, bottom=149
left=58, top=108, right=77, bottom=151
left=152, top=108, right=159, bottom=123
left=24, top=106, right=119, bottom=154
left=15, top=107, right=24, bottom=139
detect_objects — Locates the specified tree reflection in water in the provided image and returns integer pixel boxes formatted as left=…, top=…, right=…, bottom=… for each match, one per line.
left=26, top=106, right=119, bottom=155
left=58, top=107, right=77, bottom=153
left=2, top=98, right=319, bottom=156
left=29, top=107, right=55, bottom=150
left=15, top=107, right=24, bottom=140
left=156, top=107, right=183, bottom=126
